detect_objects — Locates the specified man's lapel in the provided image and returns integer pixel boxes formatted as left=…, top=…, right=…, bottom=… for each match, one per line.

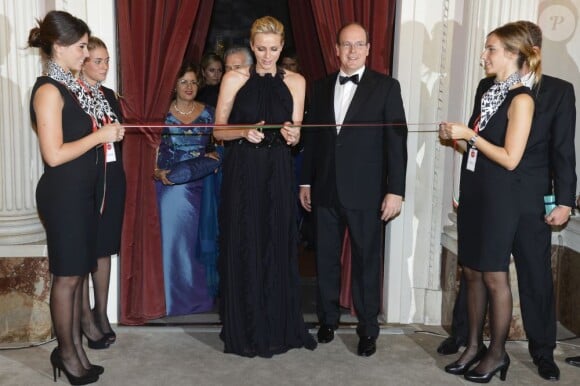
left=343, top=68, right=374, bottom=124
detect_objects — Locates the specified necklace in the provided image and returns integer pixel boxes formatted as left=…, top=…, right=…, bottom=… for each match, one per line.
left=174, top=101, right=195, bottom=115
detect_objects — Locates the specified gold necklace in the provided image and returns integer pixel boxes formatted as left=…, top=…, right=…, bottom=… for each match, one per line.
left=174, top=101, right=195, bottom=115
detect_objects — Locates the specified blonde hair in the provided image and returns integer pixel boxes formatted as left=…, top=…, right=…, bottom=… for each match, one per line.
left=250, top=16, right=284, bottom=43
left=489, top=22, right=542, bottom=83
left=87, top=36, right=107, bottom=51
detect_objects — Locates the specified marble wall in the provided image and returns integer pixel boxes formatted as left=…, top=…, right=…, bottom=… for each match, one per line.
left=0, top=257, right=52, bottom=343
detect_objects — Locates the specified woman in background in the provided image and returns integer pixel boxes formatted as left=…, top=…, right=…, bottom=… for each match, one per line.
left=196, top=52, right=224, bottom=108
left=78, top=36, right=126, bottom=348
left=154, top=62, right=220, bottom=316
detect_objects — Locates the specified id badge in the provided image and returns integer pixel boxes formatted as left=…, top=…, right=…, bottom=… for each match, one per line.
left=466, top=148, right=478, bottom=171
left=105, top=142, right=117, bottom=163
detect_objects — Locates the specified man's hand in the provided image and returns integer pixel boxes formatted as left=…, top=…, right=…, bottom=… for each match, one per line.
left=545, top=205, right=572, bottom=226
left=299, top=186, right=312, bottom=212
left=381, top=193, right=403, bottom=221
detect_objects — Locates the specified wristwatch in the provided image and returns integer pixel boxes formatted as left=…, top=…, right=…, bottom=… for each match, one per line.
left=468, top=134, right=479, bottom=147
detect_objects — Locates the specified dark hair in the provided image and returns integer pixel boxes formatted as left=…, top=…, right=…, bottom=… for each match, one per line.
left=27, top=10, right=90, bottom=57
left=177, top=62, right=200, bottom=80
left=171, top=62, right=200, bottom=101
left=87, top=36, right=107, bottom=51
left=336, top=22, right=369, bottom=44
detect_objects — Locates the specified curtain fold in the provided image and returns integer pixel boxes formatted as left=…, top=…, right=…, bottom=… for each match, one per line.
left=116, top=0, right=214, bottom=325
left=287, top=0, right=327, bottom=85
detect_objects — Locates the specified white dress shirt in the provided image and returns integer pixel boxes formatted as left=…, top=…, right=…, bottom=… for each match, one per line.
left=334, top=66, right=365, bottom=134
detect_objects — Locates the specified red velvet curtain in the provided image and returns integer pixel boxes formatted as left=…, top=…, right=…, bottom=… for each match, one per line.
left=287, top=0, right=327, bottom=85
left=290, top=0, right=396, bottom=79
left=116, top=0, right=214, bottom=325
left=289, top=0, right=397, bottom=312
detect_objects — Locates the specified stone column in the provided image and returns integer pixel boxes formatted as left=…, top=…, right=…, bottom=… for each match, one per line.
left=0, top=1, right=52, bottom=344
left=0, top=1, right=45, bottom=245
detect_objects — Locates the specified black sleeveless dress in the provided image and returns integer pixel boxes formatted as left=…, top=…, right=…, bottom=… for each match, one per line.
left=31, top=77, right=102, bottom=276
left=219, top=68, right=317, bottom=357
left=457, top=86, right=533, bottom=272
left=95, top=86, right=126, bottom=257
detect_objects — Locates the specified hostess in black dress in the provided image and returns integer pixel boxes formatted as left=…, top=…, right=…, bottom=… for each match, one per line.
left=457, top=86, right=533, bottom=272
left=219, top=68, right=316, bottom=357
left=32, top=77, right=102, bottom=276
left=95, top=86, right=126, bottom=257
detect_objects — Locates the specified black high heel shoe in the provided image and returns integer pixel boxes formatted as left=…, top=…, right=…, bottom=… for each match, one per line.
left=87, top=364, right=105, bottom=376
left=50, top=347, right=99, bottom=385
left=82, top=330, right=110, bottom=349
left=93, top=310, right=116, bottom=344
left=445, top=345, right=487, bottom=375
left=464, top=353, right=510, bottom=383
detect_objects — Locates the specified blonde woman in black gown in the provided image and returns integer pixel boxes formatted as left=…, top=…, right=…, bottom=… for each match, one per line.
left=214, top=16, right=316, bottom=357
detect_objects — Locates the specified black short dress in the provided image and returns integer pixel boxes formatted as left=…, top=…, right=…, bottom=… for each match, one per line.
left=32, top=77, right=102, bottom=276
left=457, top=86, right=533, bottom=272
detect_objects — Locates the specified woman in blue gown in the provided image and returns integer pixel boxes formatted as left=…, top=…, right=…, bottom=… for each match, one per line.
left=154, top=63, right=220, bottom=316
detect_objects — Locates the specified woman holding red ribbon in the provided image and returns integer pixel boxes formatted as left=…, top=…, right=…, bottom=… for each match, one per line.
left=439, top=22, right=539, bottom=383
left=28, top=10, right=123, bottom=385
left=77, top=36, right=126, bottom=349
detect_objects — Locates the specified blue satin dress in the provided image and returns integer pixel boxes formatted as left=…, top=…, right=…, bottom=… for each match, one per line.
left=156, top=106, right=220, bottom=316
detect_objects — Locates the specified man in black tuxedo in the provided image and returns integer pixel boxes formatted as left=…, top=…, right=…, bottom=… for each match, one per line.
left=299, top=22, right=407, bottom=357
left=437, top=21, right=576, bottom=381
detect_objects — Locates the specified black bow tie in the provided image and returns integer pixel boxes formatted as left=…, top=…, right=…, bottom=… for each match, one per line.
left=339, top=74, right=359, bottom=85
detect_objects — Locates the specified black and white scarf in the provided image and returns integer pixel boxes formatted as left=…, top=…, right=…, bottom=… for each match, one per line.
left=46, top=60, right=118, bottom=127
left=479, top=72, right=521, bottom=131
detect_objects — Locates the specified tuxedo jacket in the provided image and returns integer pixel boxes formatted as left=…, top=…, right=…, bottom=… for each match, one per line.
left=301, top=69, right=408, bottom=210
left=469, top=75, right=576, bottom=209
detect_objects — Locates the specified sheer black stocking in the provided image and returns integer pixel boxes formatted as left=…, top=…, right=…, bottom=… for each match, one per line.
left=474, top=271, right=512, bottom=373
left=92, top=256, right=114, bottom=335
left=50, top=275, right=90, bottom=377
left=456, top=266, right=487, bottom=365
left=81, top=274, right=105, bottom=341
left=73, top=277, right=93, bottom=369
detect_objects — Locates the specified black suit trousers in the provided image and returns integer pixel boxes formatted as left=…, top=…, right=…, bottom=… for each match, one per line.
left=315, top=205, right=382, bottom=338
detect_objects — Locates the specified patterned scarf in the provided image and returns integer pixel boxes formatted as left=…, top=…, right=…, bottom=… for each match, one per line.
left=46, top=61, right=118, bottom=128
left=479, top=72, right=521, bottom=131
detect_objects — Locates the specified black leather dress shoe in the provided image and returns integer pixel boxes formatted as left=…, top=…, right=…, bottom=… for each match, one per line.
left=534, top=357, right=560, bottom=381
left=357, top=336, right=377, bottom=357
left=565, top=356, right=580, bottom=367
left=317, top=325, right=335, bottom=343
left=437, top=336, right=466, bottom=355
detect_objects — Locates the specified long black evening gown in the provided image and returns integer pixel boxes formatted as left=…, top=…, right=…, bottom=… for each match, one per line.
left=219, top=68, right=316, bottom=357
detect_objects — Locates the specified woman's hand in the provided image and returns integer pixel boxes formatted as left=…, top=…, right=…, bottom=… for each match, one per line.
left=280, top=121, right=300, bottom=146
left=205, top=151, right=220, bottom=161
left=439, top=122, right=473, bottom=141
left=244, top=121, right=265, bottom=143
left=100, top=122, right=125, bottom=143
left=153, top=168, right=174, bottom=186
